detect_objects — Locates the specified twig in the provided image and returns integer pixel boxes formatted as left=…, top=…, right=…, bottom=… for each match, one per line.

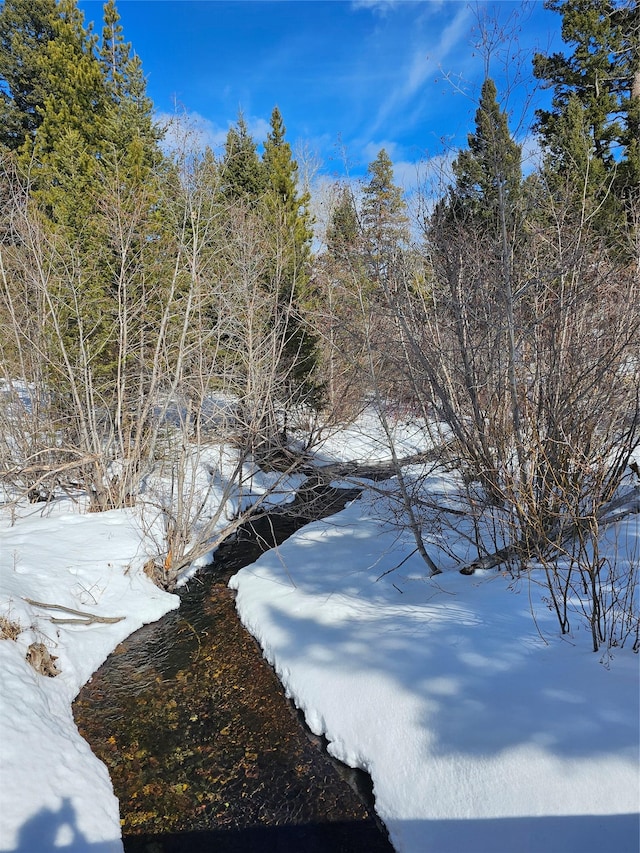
left=23, top=597, right=125, bottom=624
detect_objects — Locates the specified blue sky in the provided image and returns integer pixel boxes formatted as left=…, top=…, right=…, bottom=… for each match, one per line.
left=78, top=0, right=562, bottom=187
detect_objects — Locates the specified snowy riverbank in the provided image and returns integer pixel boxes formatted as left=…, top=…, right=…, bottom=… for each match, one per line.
left=231, top=486, right=640, bottom=853
left=1, top=424, right=638, bottom=852
left=0, top=505, right=179, bottom=851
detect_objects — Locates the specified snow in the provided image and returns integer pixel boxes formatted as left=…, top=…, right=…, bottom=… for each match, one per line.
left=1, top=418, right=638, bottom=852
left=0, top=504, right=179, bottom=851
left=230, top=490, right=640, bottom=852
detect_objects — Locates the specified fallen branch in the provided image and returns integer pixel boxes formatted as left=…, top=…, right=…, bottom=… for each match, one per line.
left=23, top=597, right=125, bottom=624
left=459, top=488, right=640, bottom=575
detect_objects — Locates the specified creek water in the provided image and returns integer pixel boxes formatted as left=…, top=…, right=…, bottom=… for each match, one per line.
left=73, top=484, right=395, bottom=853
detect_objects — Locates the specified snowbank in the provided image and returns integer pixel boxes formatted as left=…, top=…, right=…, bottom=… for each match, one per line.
left=230, top=491, right=640, bottom=853
left=0, top=504, right=178, bottom=851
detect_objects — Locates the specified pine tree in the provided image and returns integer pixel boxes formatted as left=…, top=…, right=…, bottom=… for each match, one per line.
left=100, top=0, right=129, bottom=96
left=0, top=0, right=57, bottom=151
left=449, top=78, right=522, bottom=232
left=261, top=106, right=317, bottom=394
left=99, top=0, right=162, bottom=182
left=539, top=89, right=613, bottom=223
left=361, top=148, right=409, bottom=284
left=221, top=111, right=265, bottom=202
left=534, top=0, right=640, bottom=204
left=327, top=184, right=360, bottom=257
left=22, top=0, right=109, bottom=229
left=13, top=0, right=163, bottom=412
left=262, top=105, right=313, bottom=269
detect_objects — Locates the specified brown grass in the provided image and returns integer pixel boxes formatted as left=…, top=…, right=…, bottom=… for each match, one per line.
left=0, top=615, right=22, bottom=641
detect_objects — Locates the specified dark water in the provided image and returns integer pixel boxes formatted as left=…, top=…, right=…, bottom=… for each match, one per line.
left=73, top=485, right=395, bottom=853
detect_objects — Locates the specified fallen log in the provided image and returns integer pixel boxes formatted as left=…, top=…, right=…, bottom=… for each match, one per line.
left=459, top=488, right=640, bottom=575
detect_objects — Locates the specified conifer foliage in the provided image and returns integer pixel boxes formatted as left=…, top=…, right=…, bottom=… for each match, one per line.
left=262, top=105, right=314, bottom=288
left=262, top=106, right=318, bottom=395
left=221, top=111, right=265, bottom=202
left=534, top=0, right=640, bottom=211
left=450, top=78, right=522, bottom=231
left=0, top=0, right=57, bottom=151
left=99, top=0, right=161, bottom=178
left=361, top=148, right=409, bottom=276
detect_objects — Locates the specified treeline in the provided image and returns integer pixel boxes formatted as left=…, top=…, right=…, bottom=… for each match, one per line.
left=0, top=0, right=638, bottom=647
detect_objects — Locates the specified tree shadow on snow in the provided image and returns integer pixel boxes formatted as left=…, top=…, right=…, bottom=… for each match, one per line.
left=392, top=813, right=640, bottom=853
left=259, top=589, right=639, bottom=762
left=235, top=506, right=639, bottom=767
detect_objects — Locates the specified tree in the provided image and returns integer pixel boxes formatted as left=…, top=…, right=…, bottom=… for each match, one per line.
left=537, top=89, right=614, bottom=227
left=440, top=79, right=526, bottom=488
left=262, top=106, right=313, bottom=278
left=20, top=0, right=109, bottom=229
left=221, top=111, right=265, bottom=202
left=0, top=0, right=57, bottom=151
left=534, top=0, right=640, bottom=207
left=313, top=183, right=369, bottom=416
left=326, top=184, right=360, bottom=256
left=361, top=148, right=409, bottom=283
left=3, top=0, right=169, bottom=499
left=261, top=106, right=317, bottom=399
left=4, top=0, right=161, bottom=226
left=449, top=77, right=522, bottom=232
left=99, top=0, right=162, bottom=181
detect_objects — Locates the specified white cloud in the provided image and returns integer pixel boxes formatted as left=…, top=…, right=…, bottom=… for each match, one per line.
left=369, top=4, right=474, bottom=137
left=393, top=159, right=426, bottom=194
left=362, top=139, right=400, bottom=164
left=155, top=110, right=228, bottom=155
left=351, top=0, right=400, bottom=14
left=246, top=116, right=271, bottom=147
left=154, top=110, right=275, bottom=157
left=519, top=131, right=544, bottom=176
left=351, top=0, right=449, bottom=13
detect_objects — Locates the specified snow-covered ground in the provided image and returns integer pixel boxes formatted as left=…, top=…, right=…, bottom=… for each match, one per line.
left=1, top=419, right=638, bottom=852
left=231, top=488, right=639, bottom=853
left=0, top=505, right=178, bottom=851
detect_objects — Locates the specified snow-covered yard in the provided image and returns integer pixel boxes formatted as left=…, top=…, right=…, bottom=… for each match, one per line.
left=0, top=421, right=638, bottom=852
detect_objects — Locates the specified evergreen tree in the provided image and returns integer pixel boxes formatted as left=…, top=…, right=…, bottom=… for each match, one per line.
left=99, top=0, right=129, bottom=95
left=327, top=184, right=360, bottom=257
left=13, top=0, right=163, bottom=405
left=2, top=0, right=160, bottom=223
left=449, top=78, right=522, bottom=232
left=221, top=111, right=265, bottom=202
left=262, top=105, right=313, bottom=271
left=99, top=0, right=161, bottom=181
left=22, top=0, right=109, bottom=228
left=261, top=106, right=317, bottom=392
left=538, top=89, right=613, bottom=222
left=534, top=0, right=640, bottom=203
left=361, top=148, right=409, bottom=284
left=0, top=0, right=57, bottom=151
left=324, top=183, right=368, bottom=299
left=95, top=0, right=165, bottom=361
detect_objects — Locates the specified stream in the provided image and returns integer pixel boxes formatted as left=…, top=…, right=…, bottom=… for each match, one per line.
left=73, top=482, right=395, bottom=853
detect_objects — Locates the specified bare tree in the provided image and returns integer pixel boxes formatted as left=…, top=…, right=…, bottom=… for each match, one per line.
left=380, top=158, right=640, bottom=649
left=0, top=140, right=329, bottom=588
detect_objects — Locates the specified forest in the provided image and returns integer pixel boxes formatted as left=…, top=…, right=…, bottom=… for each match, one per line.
left=0, top=0, right=638, bottom=652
